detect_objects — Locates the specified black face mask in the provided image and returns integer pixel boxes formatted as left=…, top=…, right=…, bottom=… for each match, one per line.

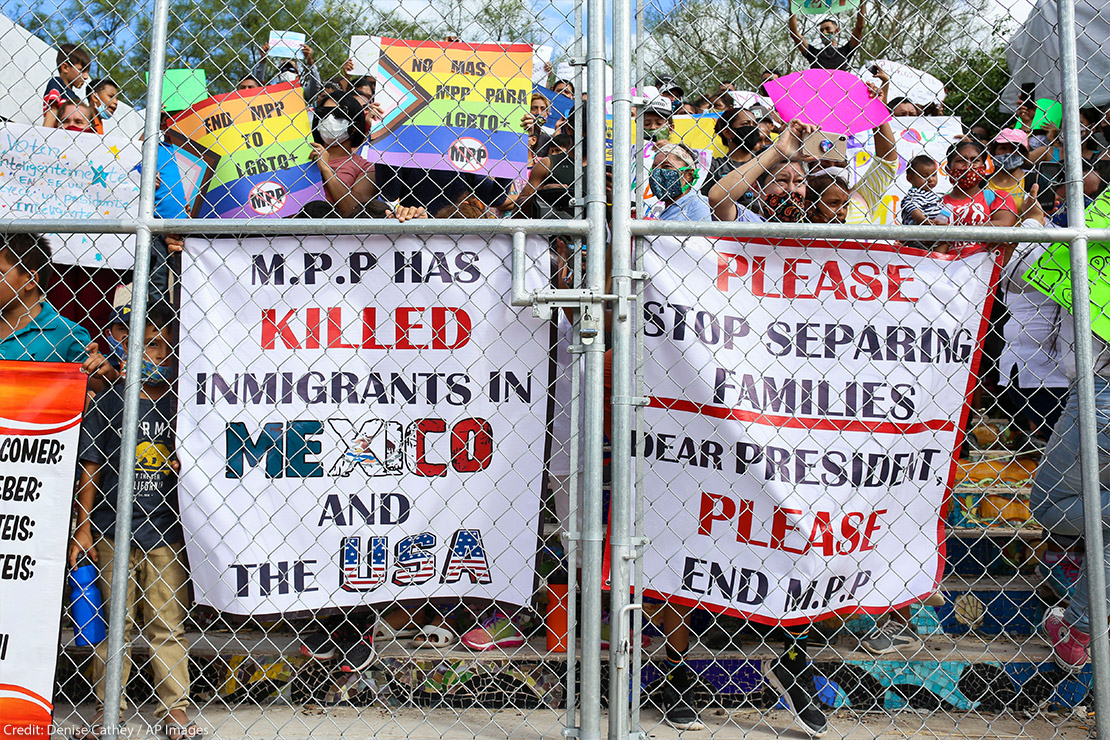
left=730, top=124, right=762, bottom=153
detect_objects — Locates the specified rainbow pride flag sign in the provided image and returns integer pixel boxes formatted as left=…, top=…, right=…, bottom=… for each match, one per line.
left=361, top=37, right=531, bottom=180
left=168, top=82, right=324, bottom=218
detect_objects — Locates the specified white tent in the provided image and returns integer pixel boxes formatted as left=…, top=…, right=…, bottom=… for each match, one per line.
left=0, top=12, right=144, bottom=138
left=1003, top=0, right=1110, bottom=111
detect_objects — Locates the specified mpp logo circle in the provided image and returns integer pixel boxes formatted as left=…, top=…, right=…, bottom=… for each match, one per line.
left=249, top=181, right=288, bottom=215
left=448, top=137, right=488, bottom=172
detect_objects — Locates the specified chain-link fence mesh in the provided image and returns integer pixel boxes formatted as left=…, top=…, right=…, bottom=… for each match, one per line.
left=0, top=0, right=1107, bottom=739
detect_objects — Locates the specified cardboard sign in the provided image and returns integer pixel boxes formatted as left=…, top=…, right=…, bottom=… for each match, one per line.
left=151, top=69, right=208, bottom=113
left=168, top=82, right=325, bottom=218
left=791, top=0, right=860, bottom=14
left=268, top=30, right=306, bottom=60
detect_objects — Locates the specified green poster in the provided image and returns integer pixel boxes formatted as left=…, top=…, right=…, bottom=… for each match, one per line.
left=791, top=0, right=860, bottom=15
left=146, top=69, right=208, bottom=113
left=1024, top=190, right=1110, bottom=342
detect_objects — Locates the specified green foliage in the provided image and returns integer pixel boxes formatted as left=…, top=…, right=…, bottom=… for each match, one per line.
left=934, top=45, right=1012, bottom=134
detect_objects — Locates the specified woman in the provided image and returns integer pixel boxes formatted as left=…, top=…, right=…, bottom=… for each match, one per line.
left=701, top=107, right=767, bottom=196
left=308, top=92, right=376, bottom=217
left=943, top=139, right=1019, bottom=230
left=707, top=119, right=814, bottom=223
left=988, top=128, right=1032, bottom=212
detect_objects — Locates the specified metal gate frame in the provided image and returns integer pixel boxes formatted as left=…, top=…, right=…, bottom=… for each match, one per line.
left=2, top=0, right=1107, bottom=736
left=604, top=0, right=1110, bottom=738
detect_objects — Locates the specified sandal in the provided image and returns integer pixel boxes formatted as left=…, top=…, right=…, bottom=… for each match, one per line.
left=410, top=624, right=458, bottom=649
left=373, top=619, right=421, bottom=643
left=163, top=719, right=206, bottom=739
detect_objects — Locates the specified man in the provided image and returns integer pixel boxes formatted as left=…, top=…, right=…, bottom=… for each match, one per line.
left=788, top=2, right=866, bottom=71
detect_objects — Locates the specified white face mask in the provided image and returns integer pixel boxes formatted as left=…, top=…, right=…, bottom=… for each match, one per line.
left=317, top=114, right=350, bottom=146
left=280, top=70, right=298, bottom=83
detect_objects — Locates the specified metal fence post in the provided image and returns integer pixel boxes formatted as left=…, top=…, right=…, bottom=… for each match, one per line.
left=608, top=0, right=635, bottom=735
left=99, top=0, right=170, bottom=733
left=1056, top=0, right=1110, bottom=729
left=578, top=0, right=609, bottom=737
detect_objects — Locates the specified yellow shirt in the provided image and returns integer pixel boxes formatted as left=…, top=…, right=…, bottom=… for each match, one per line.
left=847, top=156, right=898, bottom=225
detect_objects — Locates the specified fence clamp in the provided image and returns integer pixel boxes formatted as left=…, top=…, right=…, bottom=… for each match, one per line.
left=562, top=728, right=581, bottom=738
left=613, top=396, right=649, bottom=407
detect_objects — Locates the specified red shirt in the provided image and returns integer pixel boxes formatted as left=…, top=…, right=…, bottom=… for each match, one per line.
left=942, top=189, right=1017, bottom=226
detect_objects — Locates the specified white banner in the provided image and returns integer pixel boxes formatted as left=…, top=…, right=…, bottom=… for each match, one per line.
left=178, top=235, right=551, bottom=616
left=847, top=116, right=963, bottom=225
left=0, top=361, right=87, bottom=737
left=0, top=122, right=140, bottom=269
left=636, top=236, right=997, bottom=625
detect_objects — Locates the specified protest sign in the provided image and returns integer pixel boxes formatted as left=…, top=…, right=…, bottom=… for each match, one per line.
left=357, top=38, right=531, bottom=180
left=1024, top=189, right=1110, bottom=342
left=860, top=60, right=946, bottom=106
left=268, top=30, right=306, bottom=59
left=791, top=0, right=859, bottom=14
left=0, top=361, right=87, bottom=739
left=150, top=69, right=208, bottom=113
left=0, top=121, right=140, bottom=268
left=765, top=69, right=891, bottom=135
left=628, top=236, right=997, bottom=624
left=169, top=82, right=324, bottom=218
left=177, top=234, right=551, bottom=615
left=534, top=84, right=574, bottom=123
left=532, top=45, right=553, bottom=84
left=846, top=116, right=963, bottom=224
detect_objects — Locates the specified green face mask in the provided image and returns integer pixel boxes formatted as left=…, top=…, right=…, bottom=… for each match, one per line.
left=644, top=126, right=671, bottom=142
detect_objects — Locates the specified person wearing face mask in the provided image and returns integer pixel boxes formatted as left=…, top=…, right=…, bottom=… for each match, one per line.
left=701, top=108, right=765, bottom=196
left=43, top=43, right=91, bottom=128
left=642, top=98, right=675, bottom=147
left=943, top=139, right=1019, bottom=237
left=308, top=93, right=376, bottom=217
left=988, top=129, right=1032, bottom=212
left=88, top=78, right=120, bottom=135
left=252, top=40, right=321, bottom=103
left=788, top=2, right=866, bottom=71
left=709, top=119, right=819, bottom=224
left=58, top=101, right=95, bottom=133
left=649, top=143, right=710, bottom=221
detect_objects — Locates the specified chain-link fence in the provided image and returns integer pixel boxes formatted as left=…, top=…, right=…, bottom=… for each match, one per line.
left=0, top=0, right=1108, bottom=739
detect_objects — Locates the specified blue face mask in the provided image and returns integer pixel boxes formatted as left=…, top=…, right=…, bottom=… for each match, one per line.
left=649, top=167, right=693, bottom=203
left=140, top=358, right=176, bottom=386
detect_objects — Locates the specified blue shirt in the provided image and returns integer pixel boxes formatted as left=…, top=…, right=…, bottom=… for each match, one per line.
left=659, top=188, right=712, bottom=222
left=0, top=300, right=90, bottom=363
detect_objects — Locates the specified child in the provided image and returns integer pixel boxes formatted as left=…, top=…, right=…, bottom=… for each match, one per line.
left=43, top=43, right=91, bottom=128
left=901, top=155, right=950, bottom=250
left=68, top=303, right=205, bottom=739
left=89, top=78, right=121, bottom=135
left=0, top=232, right=90, bottom=362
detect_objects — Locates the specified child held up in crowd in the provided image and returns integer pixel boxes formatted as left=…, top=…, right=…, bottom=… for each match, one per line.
left=43, top=43, right=91, bottom=128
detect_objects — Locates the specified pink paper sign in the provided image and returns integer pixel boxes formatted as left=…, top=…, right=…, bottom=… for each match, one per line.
left=764, top=69, right=891, bottom=135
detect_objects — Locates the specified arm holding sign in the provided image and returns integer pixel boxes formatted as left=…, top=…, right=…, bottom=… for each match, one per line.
left=849, top=1, right=866, bottom=50
left=709, top=120, right=815, bottom=221
left=787, top=14, right=811, bottom=59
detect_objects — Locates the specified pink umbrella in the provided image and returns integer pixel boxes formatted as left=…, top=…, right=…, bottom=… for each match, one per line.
left=763, top=69, right=891, bottom=135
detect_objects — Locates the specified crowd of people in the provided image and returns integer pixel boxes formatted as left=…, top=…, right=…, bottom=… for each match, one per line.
left=3, top=2, right=1110, bottom=737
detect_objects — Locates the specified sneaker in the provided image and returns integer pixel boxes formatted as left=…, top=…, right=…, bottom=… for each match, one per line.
left=300, top=630, right=338, bottom=660
left=1042, top=607, right=1090, bottom=671
left=860, top=620, right=923, bottom=655
left=657, top=664, right=705, bottom=731
left=337, top=636, right=375, bottom=673
left=461, top=613, right=526, bottom=651
left=765, top=656, right=828, bottom=738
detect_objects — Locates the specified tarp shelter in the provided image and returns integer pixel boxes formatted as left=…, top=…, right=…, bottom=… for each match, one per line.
left=0, top=12, right=143, bottom=138
left=1003, top=0, right=1110, bottom=111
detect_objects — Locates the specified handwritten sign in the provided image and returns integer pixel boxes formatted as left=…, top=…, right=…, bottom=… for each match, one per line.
left=0, top=122, right=140, bottom=268
left=1024, top=189, right=1110, bottom=342
left=791, top=0, right=859, bottom=15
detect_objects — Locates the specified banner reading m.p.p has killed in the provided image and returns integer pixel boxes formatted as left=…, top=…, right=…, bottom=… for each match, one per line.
left=638, top=237, right=997, bottom=625
left=178, top=235, right=550, bottom=615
